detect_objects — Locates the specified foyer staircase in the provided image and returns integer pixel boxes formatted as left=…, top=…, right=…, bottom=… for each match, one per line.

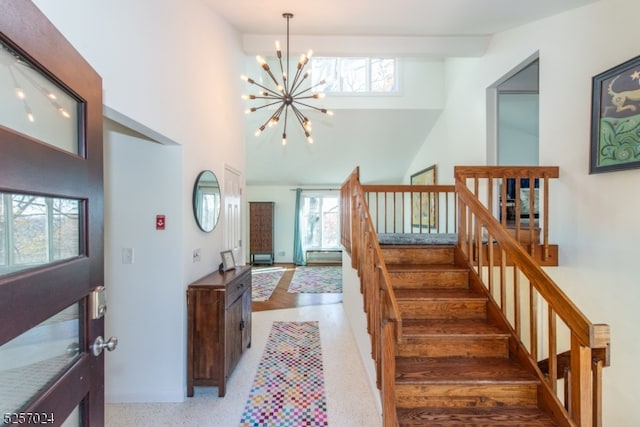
left=382, top=244, right=558, bottom=426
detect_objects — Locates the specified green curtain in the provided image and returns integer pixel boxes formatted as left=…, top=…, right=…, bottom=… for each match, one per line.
left=293, top=188, right=306, bottom=265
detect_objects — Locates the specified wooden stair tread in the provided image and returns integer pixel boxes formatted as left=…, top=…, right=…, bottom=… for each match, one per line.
left=402, top=319, right=508, bottom=336
left=395, top=288, right=486, bottom=300
left=395, top=357, right=538, bottom=384
left=397, top=406, right=558, bottom=426
left=387, top=263, right=464, bottom=272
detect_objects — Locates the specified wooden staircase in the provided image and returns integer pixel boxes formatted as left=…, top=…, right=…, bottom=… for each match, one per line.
left=382, top=244, right=559, bottom=426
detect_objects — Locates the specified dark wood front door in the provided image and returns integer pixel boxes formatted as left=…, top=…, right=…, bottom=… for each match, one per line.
left=0, top=1, right=105, bottom=425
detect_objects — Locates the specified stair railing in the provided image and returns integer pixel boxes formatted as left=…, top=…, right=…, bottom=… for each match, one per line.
left=341, top=166, right=610, bottom=427
left=341, top=167, right=401, bottom=426
left=455, top=169, right=610, bottom=427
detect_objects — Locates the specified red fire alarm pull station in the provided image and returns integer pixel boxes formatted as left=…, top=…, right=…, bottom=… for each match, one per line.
left=156, top=215, right=165, bottom=230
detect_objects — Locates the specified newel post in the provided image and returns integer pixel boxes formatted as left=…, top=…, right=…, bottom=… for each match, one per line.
left=570, top=332, right=593, bottom=427
left=381, top=319, right=398, bottom=427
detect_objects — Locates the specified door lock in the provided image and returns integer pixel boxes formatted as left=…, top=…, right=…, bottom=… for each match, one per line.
left=89, top=286, right=107, bottom=320
left=92, top=335, right=118, bottom=356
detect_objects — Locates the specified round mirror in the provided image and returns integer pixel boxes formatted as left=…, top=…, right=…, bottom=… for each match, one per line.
left=193, top=170, right=221, bottom=232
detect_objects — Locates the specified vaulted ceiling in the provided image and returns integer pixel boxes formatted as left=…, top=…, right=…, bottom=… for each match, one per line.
left=204, top=0, right=598, bottom=185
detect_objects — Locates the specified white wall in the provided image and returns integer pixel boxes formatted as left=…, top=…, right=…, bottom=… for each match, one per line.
left=407, top=0, right=640, bottom=424
left=103, top=123, right=183, bottom=401
left=342, top=253, right=382, bottom=414
left=34, top=0, right=247, bottom=402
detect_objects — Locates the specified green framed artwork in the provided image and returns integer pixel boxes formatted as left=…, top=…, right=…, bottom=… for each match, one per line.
left=410, top=164, right=437, bottom=229
left=590, top=54, right=640, bottom=173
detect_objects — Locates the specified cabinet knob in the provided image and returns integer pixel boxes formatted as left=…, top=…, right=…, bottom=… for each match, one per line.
left=240, top=320, right=245, bottom=331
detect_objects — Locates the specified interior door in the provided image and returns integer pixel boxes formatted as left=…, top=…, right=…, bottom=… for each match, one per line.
left=224, top=166, right=242, bottom=264
left=0, top=2, right=107, bottom=425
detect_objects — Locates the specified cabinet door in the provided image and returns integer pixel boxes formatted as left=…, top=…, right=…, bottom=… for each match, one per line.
left=225, top=297, right=243, bottom=376
left=241, top=289, right=252, bottom=350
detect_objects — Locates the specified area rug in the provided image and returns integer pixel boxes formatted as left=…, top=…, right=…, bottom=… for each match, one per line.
left=239, top=321, right=328, bottom=427
left=251, top=267, right=285, bottom=301
left=287, top=266, right=342, bottom=294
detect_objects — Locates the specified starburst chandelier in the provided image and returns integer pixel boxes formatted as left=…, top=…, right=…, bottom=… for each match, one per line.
left=241, top=13, right=332, bottom=146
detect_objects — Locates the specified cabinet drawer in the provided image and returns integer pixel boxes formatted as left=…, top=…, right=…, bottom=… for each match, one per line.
left=226, top=277, right=248, bottom=307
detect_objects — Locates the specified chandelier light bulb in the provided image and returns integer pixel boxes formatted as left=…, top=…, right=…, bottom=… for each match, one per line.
left=241, top=12, right=330, bottom=145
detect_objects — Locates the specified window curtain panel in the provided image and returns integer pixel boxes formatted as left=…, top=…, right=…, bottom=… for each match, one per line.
left=293, top=188, right=306, bottom=265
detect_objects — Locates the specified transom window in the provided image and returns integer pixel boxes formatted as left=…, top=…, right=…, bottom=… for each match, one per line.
left=311, top=57, right=398, bottom=93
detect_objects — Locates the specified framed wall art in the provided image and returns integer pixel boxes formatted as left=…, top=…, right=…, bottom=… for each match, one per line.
left=410, top=164, right=437, bottom=229
left=590, top=54, right=640, bottom=174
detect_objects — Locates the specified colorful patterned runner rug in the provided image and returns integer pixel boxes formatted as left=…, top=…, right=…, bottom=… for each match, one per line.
left=251, top=267, right=285, bottom=301
left=240, top=321, right=328, bottom=426
left=287, top=266, right=342, bottom=294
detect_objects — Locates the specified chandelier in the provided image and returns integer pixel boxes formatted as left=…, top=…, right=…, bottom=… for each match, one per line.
left=241, top=13, right=332, bottom=146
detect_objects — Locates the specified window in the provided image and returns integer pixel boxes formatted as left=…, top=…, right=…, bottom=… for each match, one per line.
left=311, top=57, right=398, bottom=93
left=300, top=195, right=340, bottom=250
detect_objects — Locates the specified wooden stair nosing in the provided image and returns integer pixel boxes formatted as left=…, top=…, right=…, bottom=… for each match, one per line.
left=394, top=288, right=487, bottom=300
left=401, top=319, right=508, bottom=336
left=395, top=357, right=540, bottom=384
left=396, top=406, right=558, bottom=426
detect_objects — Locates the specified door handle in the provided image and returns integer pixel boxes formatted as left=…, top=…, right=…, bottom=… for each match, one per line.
left=92, top=335, right=118, bottom=356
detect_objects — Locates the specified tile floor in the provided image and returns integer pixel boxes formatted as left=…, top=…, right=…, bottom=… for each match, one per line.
left=106, top=303, right=382, bottom=427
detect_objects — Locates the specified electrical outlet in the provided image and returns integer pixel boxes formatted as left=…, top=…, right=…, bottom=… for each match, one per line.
left=193, top=248, right=201, bottom=262
left=278, top=251, right=286, bottom=257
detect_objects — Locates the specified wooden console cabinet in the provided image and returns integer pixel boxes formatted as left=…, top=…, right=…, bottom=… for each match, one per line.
left=249, top=202, right=274, bottom=264
left=186, top=266, right=251, bottom=397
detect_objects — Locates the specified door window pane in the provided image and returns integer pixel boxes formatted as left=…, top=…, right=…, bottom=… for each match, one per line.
left=0, top=304, right=80, bottom=415
left=0, top=41, right=80, bottom=154
left=0, top=193, right=81, bottom=277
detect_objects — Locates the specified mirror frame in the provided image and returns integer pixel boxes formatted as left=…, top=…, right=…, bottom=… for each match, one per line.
left=192, top=170, right=221, bottom=233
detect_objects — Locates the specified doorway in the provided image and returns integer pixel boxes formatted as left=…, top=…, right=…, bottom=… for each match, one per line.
left=487, top=54, right=539, bottom=166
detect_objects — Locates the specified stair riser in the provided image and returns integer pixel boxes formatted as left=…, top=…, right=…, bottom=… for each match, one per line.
left=399, top=300, right=487, bottom=320
left=390, top=271, right=469, bottom=289
left=397, top=337, right=509, bottom=358
left=382, top=247, right=454, bottom=265
left=395, top=384, right=539, bottom=408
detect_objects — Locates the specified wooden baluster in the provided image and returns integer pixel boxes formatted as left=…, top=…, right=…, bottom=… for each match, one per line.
left=530, top=284, right=538, bottom=360
left=513, top=261, right=520, bottom=336
left=467, top=205, right=473, bottom=261
left=476, top=220, right=483, bottom=274
left=570, top=332, right=593, bottom=427
left=500, top=175, right=508, bottom=226
left=543, top=174, right=550, bottom=261
left=487, top=229, right=494, bottom=295
left=548, top=307, right=557, bottom=392
left=458, top=199, right=467, bottom=256
left=402, top=192, right=406, bottom=232
left=528, top=174, right=535, bottom=257
left=499, top=247, right=507, bottom=314
left=565, top=367, right=571, bottom=411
